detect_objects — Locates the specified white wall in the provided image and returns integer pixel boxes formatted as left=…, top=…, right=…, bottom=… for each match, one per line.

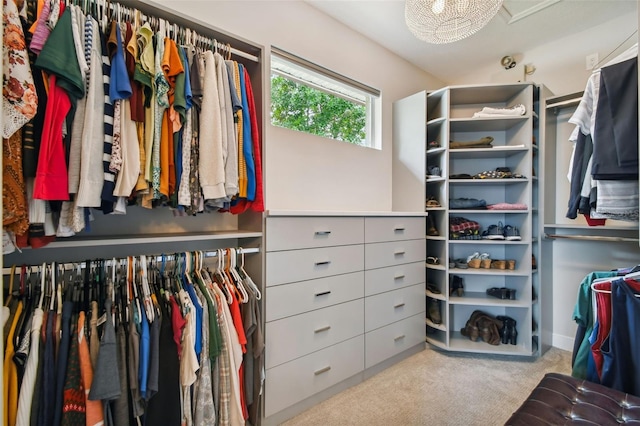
left=154, top=0, right=443, bottom=212
left=452, top=11, right=638, bottom=96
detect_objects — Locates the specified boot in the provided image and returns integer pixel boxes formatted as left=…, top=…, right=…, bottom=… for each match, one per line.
left=427, top=298, right=442, bottom=324
left=477, top=314, right=503, bottom=345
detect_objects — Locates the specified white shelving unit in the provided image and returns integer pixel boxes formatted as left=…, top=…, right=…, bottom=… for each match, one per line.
left=400, top=83, right=542, bottom=357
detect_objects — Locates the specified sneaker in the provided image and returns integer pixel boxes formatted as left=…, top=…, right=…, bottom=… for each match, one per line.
left=483, top=222, right=505, bottom=240
left=503, top=225, right=521, bottom=241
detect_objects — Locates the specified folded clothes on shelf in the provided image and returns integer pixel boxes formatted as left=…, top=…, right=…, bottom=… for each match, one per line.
left=472, top=104, right=526, bottom=118
left=449, top=198, right=487, bottom=209
left=449, top=136, right=493, bottom=149
left=486, top=202, right=528, bottom=210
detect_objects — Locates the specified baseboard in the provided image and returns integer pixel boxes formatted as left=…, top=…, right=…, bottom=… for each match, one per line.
left=552, top=333, right=574, bottom=352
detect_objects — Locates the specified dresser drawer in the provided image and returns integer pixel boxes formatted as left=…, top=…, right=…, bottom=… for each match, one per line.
left=364, top=239, right=425, bottom=270
left=265, top=335, right=364, bottom=417
left=364, top=217, right=425, bottom=243
left=266, top=245, right=364, bottom=287
left=266, top=217, right=364, bottom=251
left=266, top=272, right=364, bottom=322
left=364, top=313, right=425, bottom=368
left=364, top=283, right=425, bottom=332
left=266, top=299, right=364, bottom=369
left=364, top=262, right=425, bottom=297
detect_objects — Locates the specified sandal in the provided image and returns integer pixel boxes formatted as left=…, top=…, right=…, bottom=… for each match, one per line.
left=454, top=258, right=468, bottom=269
left=426, top=256, right=440, bottom=265
left=426, top=196, right=441, bottom=208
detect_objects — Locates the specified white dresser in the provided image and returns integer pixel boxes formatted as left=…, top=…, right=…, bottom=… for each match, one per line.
left=264, top=212, right=426, bottom=424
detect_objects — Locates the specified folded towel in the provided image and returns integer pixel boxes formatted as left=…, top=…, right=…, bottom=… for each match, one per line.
left=473, top=104, right=526, bottom=118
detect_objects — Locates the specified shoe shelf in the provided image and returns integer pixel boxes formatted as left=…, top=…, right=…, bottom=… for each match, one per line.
left=426, top=263, right=446, bottom=271
left=448, top=146, right=530, bottom=159
left=426, top=318, right=447, bottom=332
left=426, top=147, right=446, bottom=156
left=448, top=179, right=529, bottom=185
left=426, top=288, right=446, bottom=301
left=394, top=82, right=539, bottom=357
left=449, top=116, right=530, bottom=132
left=448, top=331, right=531, bottom=356
left=448, top=268, right=530, bottom=276
left=449, top=293, right=530, bottom=308
left=449, top=209, right=529, bottom=214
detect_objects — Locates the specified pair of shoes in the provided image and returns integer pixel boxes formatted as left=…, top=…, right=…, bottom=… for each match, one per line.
left=427, top=165, right=441, bottom=179
left=496, top=315, right=518, bottom=345
left=427, top=215, right=439, bottom=236
left=453, top=259, right=468, bottom=269
left=427, top=298, right=442, bottom=324
left=486, top=287, right=517, bottom=300
left=532, top=254, right=537, bottom=270
left=505, top=259, right=516, bottom=270
left=426, top=256, right=440, bottom=265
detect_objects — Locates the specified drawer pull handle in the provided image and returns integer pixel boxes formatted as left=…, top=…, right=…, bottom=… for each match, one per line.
left=314, top=366, right=331, bottom=376
left=315, top=261, right=331, bottom=266
left=394, top=302, right=405, bottom=309
left=315, top=291, right=331, bottom=297
left=394, top=227, right=405, bottom=232
left=394, top=274, right=405, bottom=280
left=314, top=231, right=332, bottom=236
left=314, top=325, right=331, bottom=333
left=394, top=334, right=406, bottom=341
left=394, top=250, right=405, bottom=256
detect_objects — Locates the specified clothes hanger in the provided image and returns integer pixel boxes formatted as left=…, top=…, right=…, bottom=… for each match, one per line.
left=5, top=264, right=16, bottom=306
left=228, top=248, right=248, bottom=303
left=237, top=247, right=261, bottom=300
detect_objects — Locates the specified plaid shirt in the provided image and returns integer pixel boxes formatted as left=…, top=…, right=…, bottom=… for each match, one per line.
left=449, top=217, right=480, bottom=232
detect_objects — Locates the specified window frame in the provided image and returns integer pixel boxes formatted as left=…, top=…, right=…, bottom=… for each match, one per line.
left=270, top=47, right=381, bottom=149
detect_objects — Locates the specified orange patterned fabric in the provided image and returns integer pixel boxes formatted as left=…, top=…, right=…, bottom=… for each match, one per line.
left=3, top=131, right=29, bottom=234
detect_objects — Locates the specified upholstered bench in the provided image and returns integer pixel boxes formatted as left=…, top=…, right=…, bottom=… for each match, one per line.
left=506, top=373, right=640, bottom=425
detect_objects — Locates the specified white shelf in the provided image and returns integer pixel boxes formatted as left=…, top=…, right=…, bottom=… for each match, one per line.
left=449, top=240, right=528, bottom=245
left=426, top=236, right=446, bottom=241
left=426, top=177, right=446, bottom=183
left=449, top=209, right=529, bottom=214
left=14, top=230, right=263, bottom=250
left=425, top=336, right=447, bottom=349
left=426, top=289, right=446, bottom=301
left=448, top=146, right=529, bottom=159
left=448, top=331, right=532, bottom=356
left=449, top=292, right=530, bottom=307
left=450, top=116, right=529, bottom=132
left=427, top=117, right=446, bottom=126
left=426, top=263, right=446, bottom=271
left=449, top=178, right=529, bottom=185
left=425, top=318, right=447, bottom=332
left=426, top=147, right=446, bottom=156
left=448, top=268, right=530, bottom=276
left=449, top=83, right=532, bottom=105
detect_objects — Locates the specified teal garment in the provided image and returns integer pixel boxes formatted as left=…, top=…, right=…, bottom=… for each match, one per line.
left=34, top=9, right=84, bottom=100
left=572, top=271, right=617, bottom=379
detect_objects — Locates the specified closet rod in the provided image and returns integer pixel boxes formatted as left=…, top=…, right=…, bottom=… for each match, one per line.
left=1, top=247, right=260, bottom=275
left=117, top=0, right=260, bottom=62
left=544, top=233, right=639, bottom=243
left=546, top=98, right=581, bottom=110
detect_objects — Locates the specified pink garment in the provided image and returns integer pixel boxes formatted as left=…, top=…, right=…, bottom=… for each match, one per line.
left=486, top=203, right=527, bottom=210
left=29, top=0, right=51, bottom=54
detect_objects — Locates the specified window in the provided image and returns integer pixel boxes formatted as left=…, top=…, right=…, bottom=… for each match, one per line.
left=270, top=47, right=381, bottom=149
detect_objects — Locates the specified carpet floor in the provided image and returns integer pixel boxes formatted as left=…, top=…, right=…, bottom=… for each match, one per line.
left=282, top=346, right=572, bottom=426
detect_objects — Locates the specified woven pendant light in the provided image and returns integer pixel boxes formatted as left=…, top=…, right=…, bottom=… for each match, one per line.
left=405, top=0, right=504, bottom=44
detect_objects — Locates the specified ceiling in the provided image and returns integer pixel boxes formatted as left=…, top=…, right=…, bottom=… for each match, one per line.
left=306, top=0, right=638, bottom=83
